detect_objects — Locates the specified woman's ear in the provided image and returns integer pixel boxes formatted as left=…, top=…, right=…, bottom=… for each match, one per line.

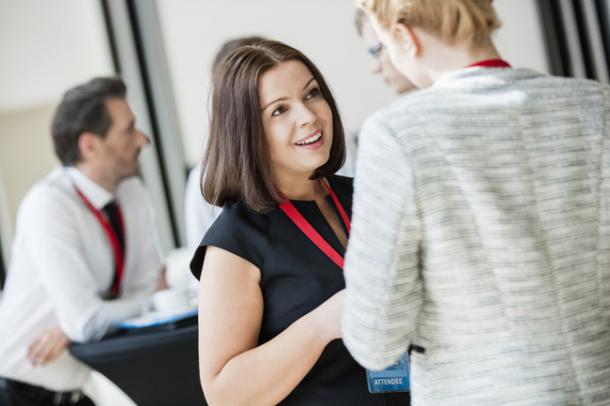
left=394, top=23, right=420, bottom=57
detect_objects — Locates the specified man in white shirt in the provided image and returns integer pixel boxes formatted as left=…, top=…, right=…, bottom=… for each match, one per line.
left=0, top=77, right=164, bottom=405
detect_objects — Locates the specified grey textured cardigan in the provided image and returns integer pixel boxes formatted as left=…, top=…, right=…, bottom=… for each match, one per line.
left=342, top=67, right=610, bottom=405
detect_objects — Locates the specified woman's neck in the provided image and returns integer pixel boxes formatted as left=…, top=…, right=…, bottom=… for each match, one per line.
left=424, top=37, right=502, bottom=84
left=276, top=173, right=326, bottom=201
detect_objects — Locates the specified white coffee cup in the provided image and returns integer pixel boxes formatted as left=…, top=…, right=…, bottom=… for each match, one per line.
left=164, top=247, right=195, bottom=289
left=152, top=288, right=190, bottom=313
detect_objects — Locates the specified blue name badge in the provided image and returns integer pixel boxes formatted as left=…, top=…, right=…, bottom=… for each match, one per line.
left=366, top=353, right=410, bottom=393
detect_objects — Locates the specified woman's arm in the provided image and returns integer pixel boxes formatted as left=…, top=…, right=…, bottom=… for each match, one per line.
left=343, top=115, right=422, bottom=370
left=198, top=246, right=343, bottom=406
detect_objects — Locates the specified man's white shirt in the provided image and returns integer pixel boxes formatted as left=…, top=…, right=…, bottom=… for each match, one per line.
left=0, top=167, right=163, bottom=391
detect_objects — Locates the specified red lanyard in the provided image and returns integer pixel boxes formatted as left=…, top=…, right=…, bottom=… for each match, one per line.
left=74, top=186, right=125, bottom=298
left=467, top=59, right=511, bottom=68
left=279, top=178, right=350, bottom=269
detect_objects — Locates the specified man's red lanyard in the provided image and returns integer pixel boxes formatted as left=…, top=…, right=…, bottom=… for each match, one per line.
left=74, top=186, right=125, bottom=299
left=467, top=59, right=511, bottom=68
left=279, top=178, right=350, bottom=269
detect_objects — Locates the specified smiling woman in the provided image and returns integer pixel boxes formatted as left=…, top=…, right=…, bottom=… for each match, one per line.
left=259, top=60, right=335, bottom=201
left=202, top=40, right=345, bottom=213
left=190, top=40, right=410, bottom=405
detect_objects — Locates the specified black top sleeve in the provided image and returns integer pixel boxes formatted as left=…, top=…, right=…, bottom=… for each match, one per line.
left=189, top=201, right=270, bottom=280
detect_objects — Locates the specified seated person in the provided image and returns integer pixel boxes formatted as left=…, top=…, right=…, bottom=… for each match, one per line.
left=0, top=77, right=165, bottom=406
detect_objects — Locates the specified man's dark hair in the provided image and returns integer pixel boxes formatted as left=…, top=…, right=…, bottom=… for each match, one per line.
left=202, top=39, right=346, bottom=213
left=51, top=77, right=127, bottom=165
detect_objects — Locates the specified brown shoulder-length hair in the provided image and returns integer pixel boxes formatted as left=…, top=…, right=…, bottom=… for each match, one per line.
left=202, top=39, right=346, bottom=213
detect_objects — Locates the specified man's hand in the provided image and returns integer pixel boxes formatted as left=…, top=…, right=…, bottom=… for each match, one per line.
left=27, top=326, right=69, bottom=366
left=157, top=265, right=169, bottom=290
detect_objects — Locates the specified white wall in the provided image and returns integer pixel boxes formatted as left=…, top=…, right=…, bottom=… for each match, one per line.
left=494, top=0, right=549, bottom=73
left=157, top=0, right=550, bottom=167
left=156, top=0, right=398, bottom=166
left=0, top=0, right=113, bottom=110
left=0, top=105, right=58, bottom=235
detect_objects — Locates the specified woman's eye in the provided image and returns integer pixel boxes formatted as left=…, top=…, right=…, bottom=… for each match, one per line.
left=271, top=106, right=285, bottom=117
left=305, top=87, right=321, bottom=100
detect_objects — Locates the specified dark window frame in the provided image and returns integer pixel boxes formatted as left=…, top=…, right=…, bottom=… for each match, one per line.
left=537, top=0, right=609, bottom=82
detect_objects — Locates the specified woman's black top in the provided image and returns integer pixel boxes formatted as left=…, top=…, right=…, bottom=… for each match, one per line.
left=190, top=175, right=410, bottom=405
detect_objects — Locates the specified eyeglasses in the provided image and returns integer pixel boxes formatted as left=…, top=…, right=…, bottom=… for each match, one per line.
left=367, top=42, right=384, bottom=59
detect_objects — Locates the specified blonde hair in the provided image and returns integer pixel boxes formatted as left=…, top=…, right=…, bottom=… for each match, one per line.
left=356, top=0, right=501, bottom=46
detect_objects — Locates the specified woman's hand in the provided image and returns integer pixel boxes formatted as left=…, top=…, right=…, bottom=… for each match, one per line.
left=198, top=248, right=346, bottom=405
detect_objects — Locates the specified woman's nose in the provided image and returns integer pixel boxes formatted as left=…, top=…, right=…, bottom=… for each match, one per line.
left=296, top=103, right=317, bottom=127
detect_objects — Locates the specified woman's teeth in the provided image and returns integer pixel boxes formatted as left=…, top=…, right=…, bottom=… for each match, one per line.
left=296, top=132, right=322, bottom=146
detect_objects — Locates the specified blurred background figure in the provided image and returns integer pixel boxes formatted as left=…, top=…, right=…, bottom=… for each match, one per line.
left=0, top=77, right=164, bottom=406
left=338, top=8, right=417, bottom=178
left=354, top=8, right=414, bottom=95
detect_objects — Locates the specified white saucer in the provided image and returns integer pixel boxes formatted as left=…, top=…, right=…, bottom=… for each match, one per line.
left=119, top=307, right=197, bottom=329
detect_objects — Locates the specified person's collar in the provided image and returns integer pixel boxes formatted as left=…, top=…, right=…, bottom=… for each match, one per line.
left=430, top=65, right=519, bottom=90
left=65, top=166, right=114, bottom=210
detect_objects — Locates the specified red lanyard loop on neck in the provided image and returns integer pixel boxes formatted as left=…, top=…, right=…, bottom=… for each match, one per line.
left=321, top=178, right=351, bottom=234
left=74, top=186, right=125, bottom=298
left=467, top=59, right=511, bottom=69
left=279, top=178, right=350, bottom=270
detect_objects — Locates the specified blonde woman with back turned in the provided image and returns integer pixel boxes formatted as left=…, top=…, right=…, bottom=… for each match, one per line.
left=342, top=0, right=610, bottom=405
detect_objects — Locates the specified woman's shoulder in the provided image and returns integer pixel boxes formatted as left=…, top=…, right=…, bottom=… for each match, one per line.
left=190, top=200, right=273, bottom=279
left=217, top=200, right=270, bottom=226
left=327, top=174, right=353, bottom=195
left=207, top=200, right=274, bottom=250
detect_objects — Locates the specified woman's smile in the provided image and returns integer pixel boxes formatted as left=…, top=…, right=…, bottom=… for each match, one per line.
left=294, top=129, right=324, bottom=149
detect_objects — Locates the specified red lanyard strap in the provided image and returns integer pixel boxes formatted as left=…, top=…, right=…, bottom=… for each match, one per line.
left=321, top=178, right=351, bottom=234
left=279, top=178, right=350, bottom=270
left=467, top=59, right=511, bottom=68
left=74, top=186, right=125, bottom=298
